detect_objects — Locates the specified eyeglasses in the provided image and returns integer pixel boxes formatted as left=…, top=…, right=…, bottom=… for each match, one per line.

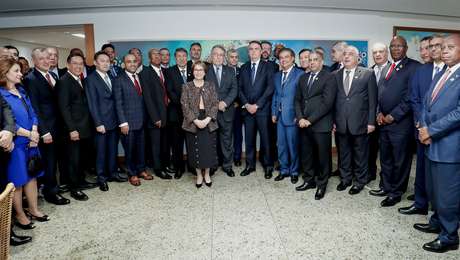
left=429, top=44, right=442, bottom=49
left=390, top=45, right=406, bottom=49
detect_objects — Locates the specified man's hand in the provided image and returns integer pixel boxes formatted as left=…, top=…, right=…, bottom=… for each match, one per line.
left=43, top=134, right=53, bottom=144
left=421, top=137, right=432, bottom=145
left=70, top=131, right=80, bottom=141
left=367, top=125, right=376, bottom=134
left=29, top=140, right=38, bottom=148
left=30, top=130, right=40, bottom=143
left=418, top=127, right=431, bottom=144
left=383, top=114, right=394, bottom=124
left=298, top=119, right=311, bottom=128
left=376, top=113, right=385, bottom=126
left=246, top=104, right=258, bottom=114
left=155, top=121, right=162, bottom=128
left=4, top=142, right=14, bottom=152
left=96, top=125, right=106, bottom=134
left=0, top=130, right=13, bottom=148
left=121, top=125, right=129, bottom=135
left=272, top=116, right=277, bottom=124
left=218, top=101, right=227, bottom=112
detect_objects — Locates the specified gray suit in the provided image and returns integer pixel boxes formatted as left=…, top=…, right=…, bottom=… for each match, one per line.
left=206, top=65, right=238, bottom=169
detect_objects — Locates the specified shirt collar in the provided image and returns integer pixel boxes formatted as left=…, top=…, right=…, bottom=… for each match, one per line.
left=250, top=59, right=260, bottom=66
left=36, top=68, right=50, bottom=78
left=96, top=69, right=109, bottom=79
left=282, top=65, right=294, bottom=74
left=68, top=71, right=81, bottom=81
left=447, top=62, right=460, bottom=75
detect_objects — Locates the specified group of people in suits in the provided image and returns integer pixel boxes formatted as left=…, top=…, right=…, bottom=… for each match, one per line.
left=0, top=33, right=459, bottom=253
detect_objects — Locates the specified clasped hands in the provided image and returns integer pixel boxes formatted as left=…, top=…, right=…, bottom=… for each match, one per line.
left=377, top=113, right=394, bottom=126
left=194, top=117, right=211, bottom=129
left=418, top=127, right=432, bottom=145
left=0, top=130, right=14, bottom=152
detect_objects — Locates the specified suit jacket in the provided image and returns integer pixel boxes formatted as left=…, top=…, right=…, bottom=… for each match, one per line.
left=239, top=60, right=276, bottom=116
left=108, top=64, right=123, bottom=80
left=166, top=65, right=193, bottom=123
left=206, top=65, right=238, bottom=122
left=113, top=71, right=145, bottom=131
left=271, top=67, right=304, bottom=126
left=24, top=68, right=61, bottom=137
left=56, top=72, right=93, bottom=139
left=329, top=62, right=342, bottom=72
left=333, top=67, right=377, bottom=135
left=295, top=69, right=336, bottom=132
left=0, top=95, right=15, bottom=134
left=410, top=63, right=447, bottom=125
left=59, top=65, right=95, bottom=79
left=139, top=65, right=168, bottom=128
left=84, top=71, right=118, bottom=131
left=379, top=57, right=420, bottom=133
left=421, top=67, right=460, bottom=163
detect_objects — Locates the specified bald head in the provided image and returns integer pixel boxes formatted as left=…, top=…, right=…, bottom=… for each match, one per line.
left=390, top=36, right=408, bottom=62
left=372, top=42, right=389, bottom=66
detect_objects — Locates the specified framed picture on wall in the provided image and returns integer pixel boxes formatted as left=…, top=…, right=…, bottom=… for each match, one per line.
left=393, top=26, right=460, bottom=62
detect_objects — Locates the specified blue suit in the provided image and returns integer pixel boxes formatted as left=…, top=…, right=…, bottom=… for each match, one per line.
left=272, top=67, right=303, bottom=176
left=409, top=63, right=447, bottom=210
left=421, top=66, right=460, bottom=245
left=85, top=71, right=119, bottom=183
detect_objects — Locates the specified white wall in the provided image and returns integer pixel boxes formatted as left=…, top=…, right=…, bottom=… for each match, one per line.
left=0, top=9, right=459, bottom=64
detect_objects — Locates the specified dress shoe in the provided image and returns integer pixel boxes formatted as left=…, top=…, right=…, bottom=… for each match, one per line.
left=348, top=185, right=363, bottom=195
left=108, top=175, right=128, bottom=182
left=78, top=181, right=98, bottom=190
left=398, top=204, right=428, bottom=215
left=413, top=223, right=441, bottom=234
left=336, top=182, right=351, bottom=191
left=240, top=167, right=255, bottom=176
left=174, top=171, right=183, bottom=179
left=407, top=194, right=415, bottom=201
left=380, top=196, right=401, bottom=207
left=70, top=190, right=89, bottom=201
left=264, top=168, right=273, bottom=179
left=224, top=168, right=235, bottom=177
left=423, top=239, right=459, bottom=253
left=44, top=194, right=70, bottom=205
left=234, top=160, right=242, bottom=167
left=25, top=210, right=50, bottom=222
left=58, top=184, right=70, bottom=193
left=99, top=182, right=109, bottom=192
left=129, top=176, right=141, bottom=186
left=15, top=221, right=35, bottom=230
left=274, top=174, right=286, bottom=181
left=10, top=231, right=32, bottom=246
left=330, top=169, right=340, bottom=177
left=369, top=188, right=387, bottom=197
left=296, top=181, right=316, bottom=191
left=164, top=166, right=177, bottom=174
left=154, top=171, right=171, bottom=180
left=196, top=183, right=202, bottom=189
left=291, top=175, right=299, bottom=184
left=315, top=187, right=326, bottom=200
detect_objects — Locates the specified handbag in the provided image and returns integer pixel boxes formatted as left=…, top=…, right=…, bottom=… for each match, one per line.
left=27, top=147, right=43, bottom=177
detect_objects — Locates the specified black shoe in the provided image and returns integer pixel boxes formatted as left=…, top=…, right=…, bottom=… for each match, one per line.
left=423, top=239, right=459, bottom=253
left=164, top=166, right=177, bottom=174
left=25, top=210, right=50, bottom=222
left=154, top=171, right=172, bottom=180
left=99, top=182, right=109, bottom=192
left=196, top=183, right=202, bottom=189
left=205, top=180, right=212, bottom=187
left=330, top=169, right=340, bottom=177
left=70, top=190, right=89, bottom=201
left=78, top=181, right=98, bottom=190
left=407, top=194, right=415, bottom=201
left=224, top=168, right=235, bottom=177
left=240, top=167, right=255, bottom=176
left=274, top=174, right=286, bottom=181
left=234, top=160, right=242, bottom=167
left=108, top=175, right=128, bottom=182
left=367, top=175, right=377, bottom=184
left=413, top=223, right=441, bottom=234
left=10, top=231, right=32, bottom=246
left=174, top=171, right=183, bottom=179
left=296, top=181, right=316, bottom=191
left=264, top=168, right=273, bottom=179
left=44, top=194, right=70, bottom=205
left=315, top=187, right=326, bottom=200
left=348, top=185, right=363, bottom=195
left=380, top=196, right=401, bottom=207
left=336, top=182, right=351, bottom=191
left=58, top=184, right=70, bottom=193
left=15, top=221, right=35, bottom=230
left=210, top=168, right=217, bottom=176
left=369, top=188, right=387, bottom=197
left=291, top=175, right=299, bottom=184
left=398, top=204, right=428, bottom=215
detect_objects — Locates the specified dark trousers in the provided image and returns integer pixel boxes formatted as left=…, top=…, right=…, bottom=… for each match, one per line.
left=94, top=129, right=118, bottom=183
left=414, top=140, right=428, bottom=209
left=380, top=130, right=413, bottom=198
left=244, top=114, right=273, bottom=169
left=168, top=122, right=185, bottom=171
left=300, top=129, right=331, bottom=188
left=337, top=132, right=369, bottom=187
left=147, top=127, right=169, bottom=172
left=426, top=158, right=460, bottom=244
left=121, top=128, right=146, bottom=176
left=233, top=106, right=243, bottom=162
left=38, top=141, right=58, bottom=196
left=66, top=137, right=93, bottom=191
left=217, top=115, right=234, bottom=170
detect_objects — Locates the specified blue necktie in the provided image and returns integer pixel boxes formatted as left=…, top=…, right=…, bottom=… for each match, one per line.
left=433, top=66, right=441, bottom=79
left=251, top=63, right=256, bottom=84
left=282, top=71, right=288, bottom=86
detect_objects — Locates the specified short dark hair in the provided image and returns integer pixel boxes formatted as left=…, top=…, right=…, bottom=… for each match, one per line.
left=94, top=50, right=110, bottom=61
left=3, top=45, right=19, bottom=55
left=190, top=42, right=202, bottom=49
left=298, top=48, right=312, bottom=56
left=101, top=43, right=115, bottom=51
left=67, top=53, right=84, bottom=63
left=159, top=48, right=169, bottom=53
left=248, top=40, right=262, bottom=48
left=261, top=41, right=272, bottom=47
left=128, top=48, right=142, bottom=54
left=279, top=48, right=295, bottom=57
left=420, top=36, right=433, bottom=43
left=174, top=48, right=188, bottom=56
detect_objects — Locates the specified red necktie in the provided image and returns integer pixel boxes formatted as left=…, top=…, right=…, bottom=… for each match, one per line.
left=45, top=73, right=54, bottom=87
left=431, top=69, right=451, bottom=103
left=79, top=72, right=84, bottom=81
left=159, top=69, right=169, bottom=105
left=132, top=74, right=142, bottom=96
left=385, top=63, right=396, bottom=80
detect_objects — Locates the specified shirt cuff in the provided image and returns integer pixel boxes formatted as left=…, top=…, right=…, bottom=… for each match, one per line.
left=119, top=122, right=128, bottom=127
left=41, top=133, right=51, bottom=138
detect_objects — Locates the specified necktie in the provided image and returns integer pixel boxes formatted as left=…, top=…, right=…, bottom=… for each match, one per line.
left=251, top=63, right=256, bottom=84
left=132, top=74, right=142, bottom=96
left=433, top=66, right=441, bottom=79
left=159, top=69, right=168, bottom=105
left=79, top=72, right=84, bottom=81
left=282, top=71, right=288, bottom=85
left=104, top=74, right=112, bottom=91
left=385, top=63, right=396, bottom=80
left=45, top=73, right=54, bottom=87
left=216, top=66, right=221, bottom=87
left=431, top=69, right=451, bottom=103
left=180, top=69, right=187, bottom=83
left=307, top=73, right=316, bottom=92
left=110, top=65, right=117, bottom=77
left=375, top=66, right=382, bottom=83
left=344, top=70, right=351, bottom=95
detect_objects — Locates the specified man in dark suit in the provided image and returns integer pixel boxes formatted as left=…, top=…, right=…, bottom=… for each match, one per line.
left=399, top=35, right=447, bottom=215
left=24, top=47, right=70, bottom=205
left=46, top=47, right=67, bottom=78
left=329, top=41, right=347, bottom=72
left=166, top=48, right=192, bottom=178
left=295, top=51, right=336, bottom=200
left=56, top=53, right=96, bottom=201
left=298, top=48, right=312, bottom=73
left=114, top=54, right=153, bottom=186
left=414, top=34, right=460, bottom=253
left=239, top=41, right=275, bottom=178
left=206, top=45, right=238, bottom=177
left=227, top=49, right=243, bottom=167
left=101, top=43, right=123, bottom=79
left=333, top=45, right=377, bottom=195
left=372, top=36, right=420, bottom=207
left=85, top=51, right=126, bottom=192
left=419, top=36, right=433, bottom=64
left=187, top=42, right=207, bottom=69
left=139, top=48, right=172, bottom=179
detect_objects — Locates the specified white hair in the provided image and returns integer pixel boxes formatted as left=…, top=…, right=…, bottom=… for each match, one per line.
left=344, top=45, right=360, bottom=56
left=371, top=42, right=388, bottom=52
left=332, top=41, right=348, bottom=52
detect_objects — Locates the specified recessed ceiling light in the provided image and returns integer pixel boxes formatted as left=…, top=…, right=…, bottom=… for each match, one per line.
left=71, top=33, right=85, bottom=38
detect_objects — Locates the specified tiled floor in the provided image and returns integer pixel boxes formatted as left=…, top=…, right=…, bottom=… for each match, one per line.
left=10, top=160, right=460, bottom=259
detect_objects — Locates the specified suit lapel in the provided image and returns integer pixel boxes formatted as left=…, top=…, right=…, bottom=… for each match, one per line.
left=348, top=67, right=362, bottom=96
left=254, top=61, right=264, bottom=84
left=431, top=69, right=460, bottom=106
left=207, top=66, right=219, bottom=88
left=337, top=68, right=345, bottom=95
left=95, top=72, right=112, bottom=93
left=378, top=63, right=390, bottom=86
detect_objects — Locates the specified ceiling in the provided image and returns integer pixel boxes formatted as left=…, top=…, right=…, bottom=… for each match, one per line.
left=0, top=25, right=85, bottom=50
left=0, top=0, right=459, bottom=18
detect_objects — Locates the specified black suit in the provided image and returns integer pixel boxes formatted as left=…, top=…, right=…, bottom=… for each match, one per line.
left=333, top=67, right=377, bottom=187
left=139, top=65, right=169, bottom=172
left=206, top=65, right=238, bottom=170
left=231, top=66, right=243, bottom=162
left=0, top=95, right=15, bottom=182
left=295, top=69, right=336, bottom=188
left=56, top=72, right=94, bottom=191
